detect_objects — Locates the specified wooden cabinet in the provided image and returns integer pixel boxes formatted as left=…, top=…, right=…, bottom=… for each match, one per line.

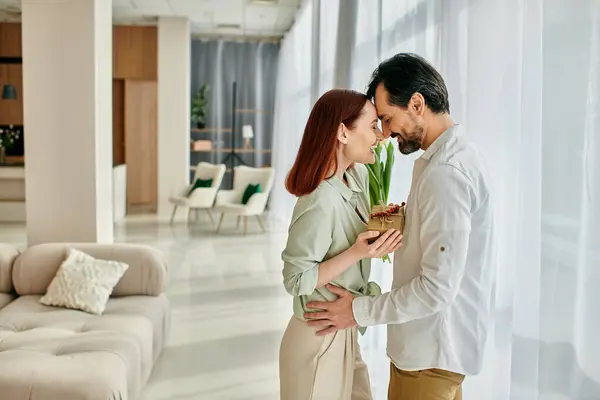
left=112, top=80, right=125, bottom=166
left=0, top=23, right=23, bottom=126
left=122, top=80, right=158, bottom=213
left=113, top=26, right=157, bottom=81
left=0, top=23, right=21, bottom=58
left=0, top=64, right=22, bottom=125
left=112, top=25, right=159, bottom=214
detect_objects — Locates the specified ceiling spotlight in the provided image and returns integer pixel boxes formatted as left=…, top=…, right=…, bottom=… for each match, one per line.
left=216, top=24, right=242, bottom=30
left=248, top=0, right=279, bottom=5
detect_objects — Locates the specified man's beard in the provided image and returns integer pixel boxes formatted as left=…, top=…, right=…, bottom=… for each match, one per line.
left=395, top=126, right=424, bottom=155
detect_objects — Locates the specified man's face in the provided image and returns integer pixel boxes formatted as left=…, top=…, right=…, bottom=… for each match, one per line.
left=374, top=83, right=425, bottom=155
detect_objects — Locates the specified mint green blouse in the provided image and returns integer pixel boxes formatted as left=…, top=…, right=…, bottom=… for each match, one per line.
left=281, top=164, right=381, bottom=332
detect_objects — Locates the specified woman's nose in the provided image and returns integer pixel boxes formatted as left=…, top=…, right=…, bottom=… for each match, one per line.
left=376, top=128, right=385, bottom=141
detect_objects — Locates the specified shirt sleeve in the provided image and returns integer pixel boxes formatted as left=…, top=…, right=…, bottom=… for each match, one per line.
left=281, top=195, right=334, bottom=296
left=352, top=163, right=472, bottom=326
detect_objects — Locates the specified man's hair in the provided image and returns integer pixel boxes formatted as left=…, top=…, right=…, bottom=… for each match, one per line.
left=366, top=53, right=450, bottom=114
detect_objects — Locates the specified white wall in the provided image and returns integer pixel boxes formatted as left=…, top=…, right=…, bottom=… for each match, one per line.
left=21, top=0, right=113, bottom=244
left=113, top=165, right=126, bottom=222
left=157, top=17, right=191, bottom=218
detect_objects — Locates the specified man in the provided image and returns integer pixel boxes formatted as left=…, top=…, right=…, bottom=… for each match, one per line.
left=304, top=53, right=496, bottom=399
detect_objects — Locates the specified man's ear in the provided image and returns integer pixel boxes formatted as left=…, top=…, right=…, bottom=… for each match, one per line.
left=337, top=123, right=348, bottom=144
left=410, top=93, right=426, bottom=116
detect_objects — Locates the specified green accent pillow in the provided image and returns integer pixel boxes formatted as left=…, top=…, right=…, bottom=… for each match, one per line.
left=188, top=178, right=213, bottom=196
left=241, top=183, right=261, bottom=205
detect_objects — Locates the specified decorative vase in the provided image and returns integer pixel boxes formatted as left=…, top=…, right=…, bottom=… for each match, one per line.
left=0, top=147, right=5, bottom=164
left=196, top=122, right=206, bottom=129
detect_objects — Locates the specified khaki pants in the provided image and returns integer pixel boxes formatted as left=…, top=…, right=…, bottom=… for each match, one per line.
left=388, top=363, right=465, bottom=400
left=279, top=316, right=373, bottom=400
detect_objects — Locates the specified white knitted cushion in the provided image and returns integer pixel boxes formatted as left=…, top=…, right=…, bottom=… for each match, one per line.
left=40, top=248, right=129, bottom=314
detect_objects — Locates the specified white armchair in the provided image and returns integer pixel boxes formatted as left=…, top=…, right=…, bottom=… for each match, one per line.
left=168, top=162, right=226, bottom=225
left=213, top=166, right=275, bottom=234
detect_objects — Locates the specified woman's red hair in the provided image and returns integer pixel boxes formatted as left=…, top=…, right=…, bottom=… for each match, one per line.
left=286, top=89, right=369, bottom=197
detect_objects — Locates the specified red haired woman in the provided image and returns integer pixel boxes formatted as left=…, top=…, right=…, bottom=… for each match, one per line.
left=279, top=89, right=403, bottom=399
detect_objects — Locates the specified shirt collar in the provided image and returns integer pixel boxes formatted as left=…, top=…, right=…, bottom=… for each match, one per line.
left=420, top=124, right=462, bottom=160
left=327, top=169, right=362, bottom=201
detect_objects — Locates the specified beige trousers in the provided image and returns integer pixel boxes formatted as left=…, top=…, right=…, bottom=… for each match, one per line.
left=279, top=316, right=373, bottom=400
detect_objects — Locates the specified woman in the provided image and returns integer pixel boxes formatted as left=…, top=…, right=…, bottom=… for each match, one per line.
left=279, top=89, right=403, bottom=399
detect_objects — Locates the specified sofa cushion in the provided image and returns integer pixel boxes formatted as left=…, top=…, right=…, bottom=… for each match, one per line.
left=241, top=183, right=261, bottom=204
left=0, top=294, right=170, bottom=400
left=188, top=177, right=213, bottom=196
left=0, top=243, right=19, bottom=294
left=13, top=243, right=167, bottom=297
left=0, top=293, right=13, bottom=310
left=40, top=248, right=130, bottom=315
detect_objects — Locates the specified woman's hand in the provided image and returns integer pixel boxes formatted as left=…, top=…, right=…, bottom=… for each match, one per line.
left=351, top=229, right=403, bottom=260
left=312, top=229, right=403, bottom=289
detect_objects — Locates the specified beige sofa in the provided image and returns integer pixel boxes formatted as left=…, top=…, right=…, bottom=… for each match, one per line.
left=0, top=242, right=170, bottom=400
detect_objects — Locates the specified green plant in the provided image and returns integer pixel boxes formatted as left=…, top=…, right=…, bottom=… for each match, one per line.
left=0, top=125, right=20, bottom=149
left=191, top=84, right=210, bottom=126
left=366, top=140, right=396, bottom=262
left=366, top=140, right=395, bottom=206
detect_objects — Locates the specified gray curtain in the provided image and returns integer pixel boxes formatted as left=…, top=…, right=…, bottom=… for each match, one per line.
left=190, top=39, right=279, bottom=188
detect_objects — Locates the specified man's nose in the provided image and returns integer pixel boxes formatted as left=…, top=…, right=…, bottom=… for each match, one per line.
left=381, top=126, right=391, bottom=139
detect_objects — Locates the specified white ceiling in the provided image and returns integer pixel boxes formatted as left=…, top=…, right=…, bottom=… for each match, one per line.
left=0, top=0, right=301, bottom=38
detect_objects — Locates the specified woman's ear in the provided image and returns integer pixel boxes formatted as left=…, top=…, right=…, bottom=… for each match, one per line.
left=337, top=123, right=348, bottom=144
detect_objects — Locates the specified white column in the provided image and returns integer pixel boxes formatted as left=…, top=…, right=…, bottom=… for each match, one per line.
left=158, top=17, right=191, bottom=218
left=21, top=0, right=113, bottom=245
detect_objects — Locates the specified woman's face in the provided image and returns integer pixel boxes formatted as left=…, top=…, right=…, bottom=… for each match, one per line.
left=340, top=101, right=382, bottom=165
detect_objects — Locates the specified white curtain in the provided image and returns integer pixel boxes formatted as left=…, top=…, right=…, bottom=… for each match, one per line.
left=318, top=0, right=340, bottom=94
left=271, top=0, right=600, bottom=398
left=270, top=0, right=313, bottom=224
left=190, top=40, right=279, bottom=187
left=350, top=0, right=381, bottom=92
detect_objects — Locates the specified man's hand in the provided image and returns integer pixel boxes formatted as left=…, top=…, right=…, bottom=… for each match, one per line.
left=304, top=284, right=358, bottom=336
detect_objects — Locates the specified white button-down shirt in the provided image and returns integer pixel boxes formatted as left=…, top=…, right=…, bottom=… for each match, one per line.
left=353, top=125, right=496, bottom=376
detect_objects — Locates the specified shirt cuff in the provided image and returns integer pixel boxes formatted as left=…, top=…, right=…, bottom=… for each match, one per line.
left=295, top=263, right=319, bottom=296
left=352, top=295, right=377, bottom=327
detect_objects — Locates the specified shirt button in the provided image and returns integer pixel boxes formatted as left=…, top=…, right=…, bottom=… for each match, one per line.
left=440, top=246, right=446, bottom=252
